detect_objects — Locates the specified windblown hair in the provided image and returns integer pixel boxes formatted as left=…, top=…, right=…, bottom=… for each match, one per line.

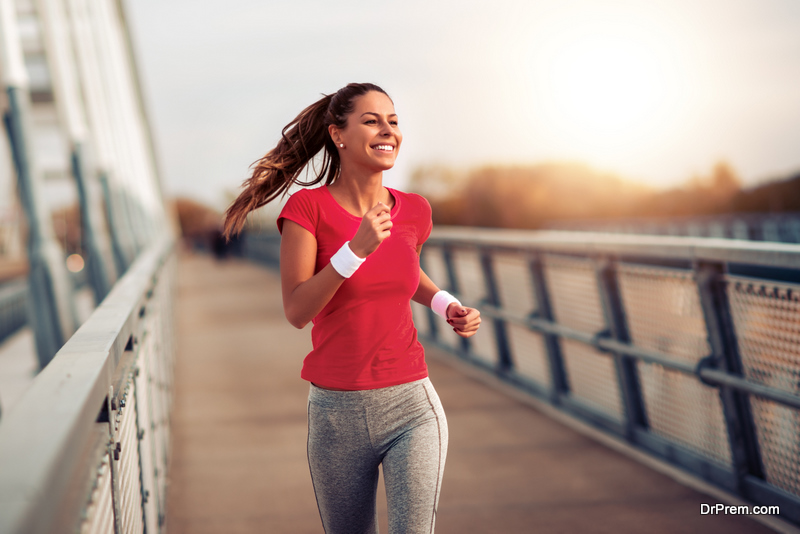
left=222, top=82, right=390, bottom=238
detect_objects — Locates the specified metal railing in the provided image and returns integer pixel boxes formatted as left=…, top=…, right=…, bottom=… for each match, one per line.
left=411, top=227, right=800, bottom=525
left=0, top=237, right=175, bottom=534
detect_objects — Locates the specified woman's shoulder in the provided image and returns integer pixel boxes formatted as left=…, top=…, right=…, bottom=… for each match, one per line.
left=390, top=189, right=431, bottom=214
left=282, top=186, right=329, bottom=211
left=287, top=186, right=327, bottom=202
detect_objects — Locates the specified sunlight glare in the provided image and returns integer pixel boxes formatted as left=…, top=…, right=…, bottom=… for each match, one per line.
left=551, top=35, right=665, bottom=135
left=531, top=9, right=690, bottom=173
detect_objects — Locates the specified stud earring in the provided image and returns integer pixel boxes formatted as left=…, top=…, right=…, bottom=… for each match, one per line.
left=339, top=143, right=344, bottom=148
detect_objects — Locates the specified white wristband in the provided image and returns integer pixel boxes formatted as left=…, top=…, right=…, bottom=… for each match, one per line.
left=432, top=290, right=461, bottom=319
left=330, top=241, right=365, bottom=278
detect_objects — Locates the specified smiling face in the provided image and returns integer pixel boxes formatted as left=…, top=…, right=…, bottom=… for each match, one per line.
left=329, top=90, right=402, bottom=173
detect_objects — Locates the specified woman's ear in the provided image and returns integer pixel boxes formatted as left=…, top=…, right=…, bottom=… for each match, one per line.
left=328, top=124, right=342, bottom=146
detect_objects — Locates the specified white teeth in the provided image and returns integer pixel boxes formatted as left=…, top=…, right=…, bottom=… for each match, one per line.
left=374, top=145, right=393, bottom=152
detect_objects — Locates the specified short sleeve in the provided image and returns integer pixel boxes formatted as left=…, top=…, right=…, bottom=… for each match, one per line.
left=415, top=194, right=433, bottom=245
left=277, top=189, right=317, bottom=236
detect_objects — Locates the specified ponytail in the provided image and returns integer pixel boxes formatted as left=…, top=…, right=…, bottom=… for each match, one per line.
left=223, top=82, right=389, bottom=239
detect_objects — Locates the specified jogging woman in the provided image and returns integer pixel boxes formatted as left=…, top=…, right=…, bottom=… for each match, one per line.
left=223, top=82, right=481, bottom=533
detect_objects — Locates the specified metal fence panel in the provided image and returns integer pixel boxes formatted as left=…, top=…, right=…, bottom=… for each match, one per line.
left=79, top=453, right=115, bottom=534
left=748, top=398, right=800, bottom=497
left=541, top=255, right=624, bottom=420
left=117, top=376, right=144, bottom=533
left=144, top=256, right=176, bottom=525
left=727, top=275, right=800, bottom=498
left=638, top=364, right=732, bottom=466
left=542, top=254, right=605, bottom=334
left=560, top=339, right=625, bottom=422
left=134, top=332, right=160, bottom=534
left=492, top=253, right=538, bottom=317
left=616, top=263, right=733, bottom=465
left=617, top=265, right=710, bottom=364
left=506, top=325, right=551, bottom=388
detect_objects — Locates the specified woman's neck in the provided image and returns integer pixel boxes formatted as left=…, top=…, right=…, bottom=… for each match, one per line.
left=329, top=169, right=392, bottom=216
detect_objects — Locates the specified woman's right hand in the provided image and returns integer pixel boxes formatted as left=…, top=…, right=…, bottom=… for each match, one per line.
left=349, top=202, right=392, bottom=258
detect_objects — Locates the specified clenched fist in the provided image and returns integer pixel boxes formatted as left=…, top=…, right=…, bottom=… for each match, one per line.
left=349, top=202, right=392, bottom=258
left=446, top=304, right=481, bottom=338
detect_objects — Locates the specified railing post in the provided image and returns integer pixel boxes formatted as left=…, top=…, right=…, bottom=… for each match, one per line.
left=38, top=0, right=118, bottom=302
left=100, top=172, right=135, bottom=275
left=1, top=0, right=78, bottom=368
left=696, top=261, right=763, bottom=490
left=441, top=245, right=470, bottom=354
left=418, top=249, right=440, bottom=344
left=595, top=257, right=648, bottom=439
left=71, top=143, right=116, bottom=300
left=479, top=248, right=513, bottom=373
left=528, top=253, right=569, bottom=402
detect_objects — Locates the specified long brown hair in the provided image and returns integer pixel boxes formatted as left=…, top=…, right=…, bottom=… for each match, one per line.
left=222, top=82, right=390, bottom=238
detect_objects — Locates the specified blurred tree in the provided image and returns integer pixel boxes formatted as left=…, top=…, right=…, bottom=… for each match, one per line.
left=172, top=197, right=222, bottom=240
left=731, top=171, right=800, bottom=213
left=409, top=160, right=773, bottom=229
left=413, top=162, right=652, bottom=228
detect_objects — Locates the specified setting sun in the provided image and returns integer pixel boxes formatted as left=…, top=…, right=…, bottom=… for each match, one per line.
left=526, top=5, right=693, bottom=178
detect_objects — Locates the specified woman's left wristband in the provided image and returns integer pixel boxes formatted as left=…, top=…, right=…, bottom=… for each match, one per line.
left=431, top=290, right=461, bottom=319
left=330, top=241, right=365, bottom=278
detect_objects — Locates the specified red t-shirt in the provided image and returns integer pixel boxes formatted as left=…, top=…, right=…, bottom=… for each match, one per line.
left=277, top=186, right=433, bottom=389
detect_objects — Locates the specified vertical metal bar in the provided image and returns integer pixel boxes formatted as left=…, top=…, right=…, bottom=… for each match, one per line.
left=441, top=245, right=470, bottom=354
left=67, top=0, right=137, bottom=270
left=595, top=257, right=648, bottom=439
left=528, top=253, right=569, bottom=402
left=479, top=248, right=513, bottom=372
left=106, top=385, right=123, bottom=534
left=418, top=248, right=440, bottom=344
left=94, top=0, right=157, bottom=249
left=37, top=0, right=118, bottom=300
left=0, top=0, right=77, bottom=368
left=696, top=261, right=763, bottom=490
left=100, top=172, right=132, bottom=275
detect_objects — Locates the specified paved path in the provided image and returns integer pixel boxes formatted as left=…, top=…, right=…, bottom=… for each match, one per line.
left=167, top=252, right=779, bottom=534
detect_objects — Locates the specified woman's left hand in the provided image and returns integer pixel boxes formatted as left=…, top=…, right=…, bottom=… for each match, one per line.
left=446, top=304, right=481, bottom=338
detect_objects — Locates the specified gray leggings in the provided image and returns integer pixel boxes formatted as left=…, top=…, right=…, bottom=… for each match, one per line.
left=307, top=377, right=448, bottom=534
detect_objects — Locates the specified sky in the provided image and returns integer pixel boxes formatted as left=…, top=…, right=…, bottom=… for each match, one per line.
left=125, top=0, right=800, bottom=209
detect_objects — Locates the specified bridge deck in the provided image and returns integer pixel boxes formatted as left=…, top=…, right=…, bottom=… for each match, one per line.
left=167, top=252, right=774, bottom=534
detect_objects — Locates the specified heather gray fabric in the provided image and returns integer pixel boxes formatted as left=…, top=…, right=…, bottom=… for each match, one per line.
left=307, top=377, right=448, bottom=534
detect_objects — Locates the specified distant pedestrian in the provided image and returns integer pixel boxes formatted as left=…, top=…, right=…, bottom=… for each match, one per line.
left=223, top=82, right=481, bottom=533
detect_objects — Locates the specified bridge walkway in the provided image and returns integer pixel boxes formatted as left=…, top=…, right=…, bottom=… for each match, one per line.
left=167, top=252, right=773, bottom=534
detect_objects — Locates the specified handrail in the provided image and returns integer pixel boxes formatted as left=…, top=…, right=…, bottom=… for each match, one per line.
left=0, top=236, right=174, bottom=534
left=429, top=227, right=800, bottom=269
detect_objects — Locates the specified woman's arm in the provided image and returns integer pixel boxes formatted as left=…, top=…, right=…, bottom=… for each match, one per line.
left=412, top=245, right=481, bottom=338
left=280, top=202, right=393, bottom=329
left=280, top=220, right=345, bottom=328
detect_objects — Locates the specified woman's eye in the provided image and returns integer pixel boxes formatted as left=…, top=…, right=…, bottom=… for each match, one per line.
left=365, top=119, right=377, bottom=124
left=390, top=121, right=398, bottom=126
